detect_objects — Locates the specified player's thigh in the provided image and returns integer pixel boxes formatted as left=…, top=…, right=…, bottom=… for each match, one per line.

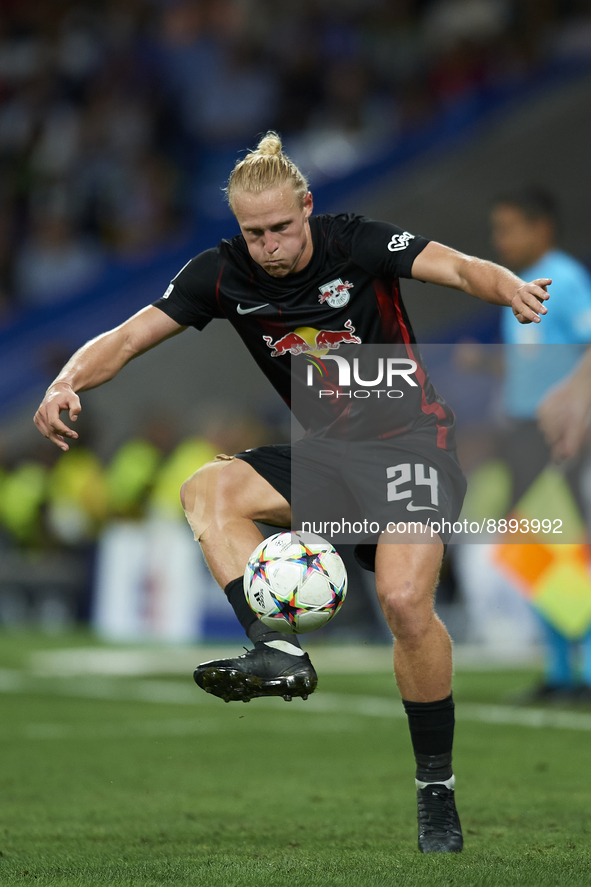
left=182, top=456, right=291, bottom=531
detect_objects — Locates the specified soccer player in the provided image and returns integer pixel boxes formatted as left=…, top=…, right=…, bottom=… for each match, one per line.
left=34, top=133, right=550, bottom=854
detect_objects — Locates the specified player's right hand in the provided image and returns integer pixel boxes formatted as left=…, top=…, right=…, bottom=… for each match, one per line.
left=33, top=382, right=81, bottom=452
left=511, top=278, right=551, bottom=324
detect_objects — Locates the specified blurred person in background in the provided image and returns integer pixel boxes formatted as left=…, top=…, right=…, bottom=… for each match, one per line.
left=0, top=443, right=54, bottom=550
left=94, top=410, right=216, bottom=642
left=0, top=435, right=96, bottom=629
left=491, top=185, right=591, bottom=703
left=14, top=210, right=105, bottom=307
left=537, top=347, right=591, bottom=464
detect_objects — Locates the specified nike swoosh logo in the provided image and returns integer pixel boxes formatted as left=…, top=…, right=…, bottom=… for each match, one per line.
left=237, top=303, right=269, bottom=315
left=406, top=501, right=438, bottom=512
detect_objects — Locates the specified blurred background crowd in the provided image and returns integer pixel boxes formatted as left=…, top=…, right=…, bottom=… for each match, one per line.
left=0, top=0, right=590, bottom=315
left=0, top=404, right=282, bottom=637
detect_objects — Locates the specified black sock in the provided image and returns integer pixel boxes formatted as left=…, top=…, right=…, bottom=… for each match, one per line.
left=402, top=694, right=455, bottom=783
left=224, top=578, right=302, bottom=650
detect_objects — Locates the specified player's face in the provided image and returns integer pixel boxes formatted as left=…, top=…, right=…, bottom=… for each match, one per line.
left=233, top=187, right=314, bottom=277
left=491, top=204, right=554, bottom=270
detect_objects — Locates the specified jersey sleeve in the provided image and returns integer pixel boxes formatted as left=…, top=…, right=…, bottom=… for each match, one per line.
left=152, top=247, right=224, bottom=330
left=335, top=215, right=430, bottom=280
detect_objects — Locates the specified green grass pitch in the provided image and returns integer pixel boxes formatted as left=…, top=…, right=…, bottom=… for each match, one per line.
left=0, top=634, right=590, bottom=886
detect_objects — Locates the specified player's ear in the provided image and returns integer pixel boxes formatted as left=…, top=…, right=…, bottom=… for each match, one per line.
left=302, top=191, right=313, bottom=219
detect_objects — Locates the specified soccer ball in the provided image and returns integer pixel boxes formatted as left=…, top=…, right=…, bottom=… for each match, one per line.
left=243, top=531, right=347, bottom=634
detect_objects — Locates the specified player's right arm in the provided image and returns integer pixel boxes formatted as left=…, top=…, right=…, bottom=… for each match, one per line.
left=411, top=242, right=550, bottom=323
left=34, top=306, right=185, bottom=451
left=342, top=216, right=549, bottom=323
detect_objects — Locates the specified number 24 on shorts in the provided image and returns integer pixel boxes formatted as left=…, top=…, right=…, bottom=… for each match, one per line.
left=386, top=463, right=438, bottom=508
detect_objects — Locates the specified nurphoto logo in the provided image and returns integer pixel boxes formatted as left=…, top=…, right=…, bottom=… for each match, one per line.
left=306, top=354, right=418, bottom=399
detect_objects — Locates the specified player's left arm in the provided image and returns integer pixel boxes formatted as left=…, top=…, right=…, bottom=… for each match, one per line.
left=411, top=241, right=550, bottom=325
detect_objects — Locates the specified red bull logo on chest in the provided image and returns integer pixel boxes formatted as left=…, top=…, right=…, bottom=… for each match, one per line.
left=263, top=320, right=362, bottom=357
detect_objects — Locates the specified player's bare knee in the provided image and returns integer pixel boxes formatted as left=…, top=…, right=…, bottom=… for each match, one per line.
left=380, top=587, right=434, bottom=643
left=180, top=458, right=236, bottom=541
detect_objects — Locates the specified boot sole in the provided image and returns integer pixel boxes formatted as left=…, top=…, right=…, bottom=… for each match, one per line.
left=195, top=667, right=318, bottom=703
left=418, top=837, right=463, bottom=853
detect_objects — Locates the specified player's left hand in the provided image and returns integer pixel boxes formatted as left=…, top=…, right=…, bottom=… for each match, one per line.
left=511, top=278, right=551, bottom=324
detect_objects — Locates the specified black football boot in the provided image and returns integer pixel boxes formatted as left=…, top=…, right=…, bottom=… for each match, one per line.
left=194, top=641, right=318, bottom=703
left=417, top=780, right=464, bottom=854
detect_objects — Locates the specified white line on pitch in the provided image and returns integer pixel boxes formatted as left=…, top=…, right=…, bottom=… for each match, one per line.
left=2, top=670, right=591, bottom=732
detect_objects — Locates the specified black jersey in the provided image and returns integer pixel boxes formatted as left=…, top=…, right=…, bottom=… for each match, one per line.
left=153, top=213, right=456, bottom=450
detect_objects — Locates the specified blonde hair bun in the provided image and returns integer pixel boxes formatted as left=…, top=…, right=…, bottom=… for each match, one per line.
left=226, top=131, right=309, bottom=211
left=256, top=133, right=283, bottom=157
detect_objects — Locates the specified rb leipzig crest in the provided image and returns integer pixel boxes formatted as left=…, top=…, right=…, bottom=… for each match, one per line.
left=318, top=278, right=354, bottom=308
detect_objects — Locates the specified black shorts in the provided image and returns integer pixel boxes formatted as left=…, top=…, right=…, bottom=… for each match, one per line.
left=236, top=438, right=466, bottom=572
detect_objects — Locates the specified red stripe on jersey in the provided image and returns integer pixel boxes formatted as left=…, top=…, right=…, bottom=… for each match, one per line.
left=390, top=280, right=412, bottom=347
left=374, top=280, right=403, bottom=343
left=376, top=279, right=449, bottom=449
left=413, top=362, right=449, bottom=449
